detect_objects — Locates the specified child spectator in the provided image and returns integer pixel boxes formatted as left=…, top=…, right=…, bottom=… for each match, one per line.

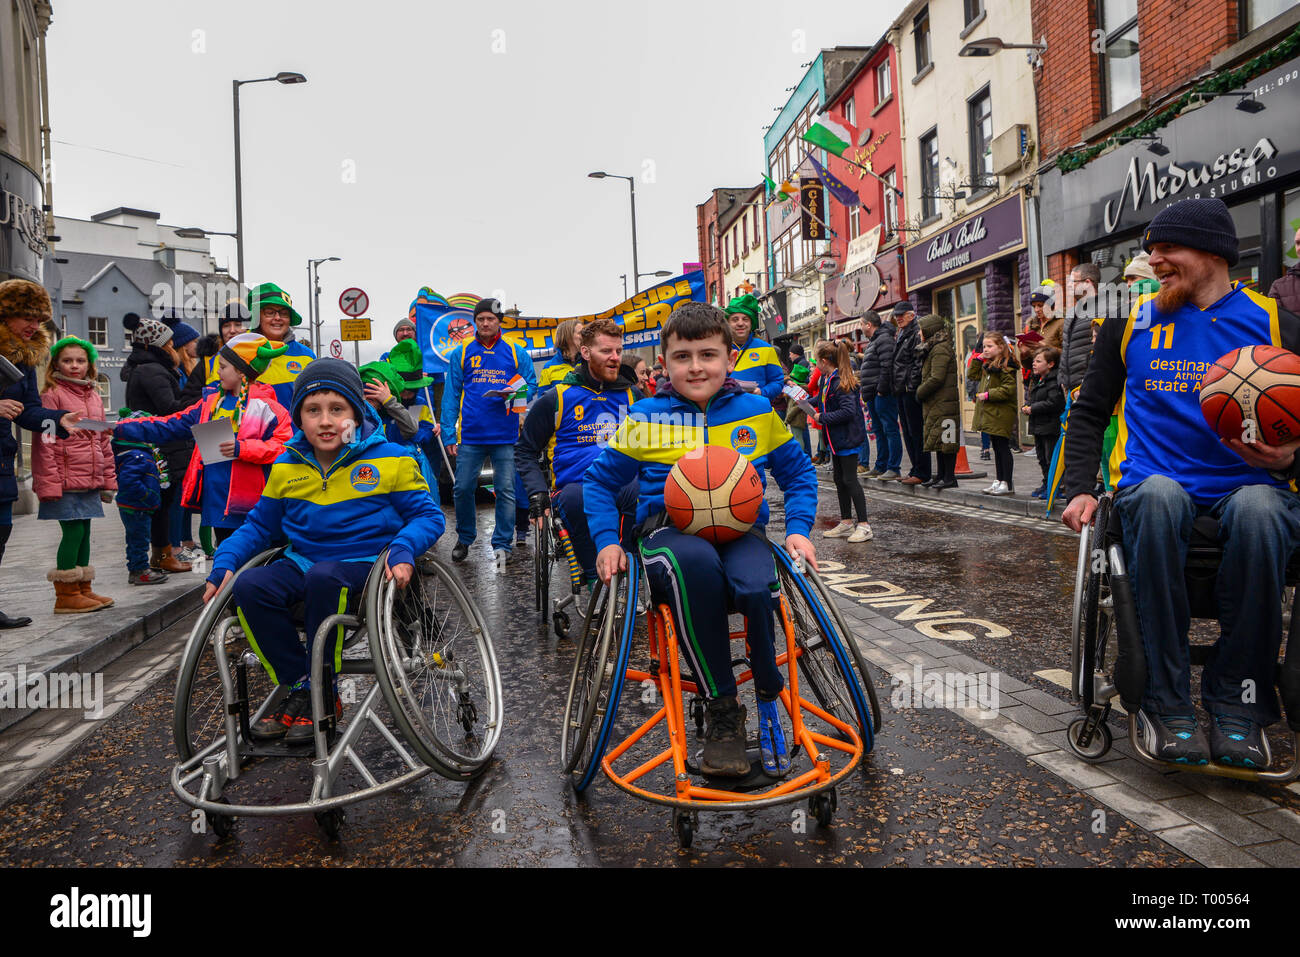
left=1022, top=346, right=1065, bottom=499
left=813, top=340, right=872, bottom=542
left=970, top=331, right=1020, bottom=496
left=203, top=359, right=445, bottom=744
left=359, top=358, right=438, bottom=493
left=112, top=408, right=170, bottom=585
left=585, top=302, right=818, bottom=777
left=112, top=333, right=292, bottom=547
left=783, top=358, right=812, bottom=455
left=31, top=337, right=117, bottom=613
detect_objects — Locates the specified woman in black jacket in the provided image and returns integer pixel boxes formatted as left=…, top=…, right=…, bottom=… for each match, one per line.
left=0, top=280, right=79, bottom=628
left=120, top=314, right=191, bottom=572
left=813, top=340, right=872, bottom=543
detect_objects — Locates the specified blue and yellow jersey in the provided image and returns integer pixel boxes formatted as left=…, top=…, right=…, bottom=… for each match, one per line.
left=549, top=380, right=636, bottom=488
left=538, top=357, right=575, bottom=394
left=730, top=334, right=785, bottom=401
left=1095, top=285, right=1295, bottom=504
left=582, top=383, right=818, bottom=552
left=204, top=353, right=221, bottom=387
left=440, top=335, right=537, bottom=446
left=210, top=404, right=444, bottom=579
left=257, top=339, right=316, bottom=410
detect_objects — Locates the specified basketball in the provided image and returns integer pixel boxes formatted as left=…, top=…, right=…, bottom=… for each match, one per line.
left=663, top=445, right=764, bottom=544
left=1200, top=345, right=1300, bottom=445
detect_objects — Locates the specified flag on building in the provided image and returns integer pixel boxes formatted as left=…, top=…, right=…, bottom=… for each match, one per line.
left=802, top=113, right=857, bottom=158
left=763, top=174, right=796, bottom=205
left=809, top=154, right=862, bottom=208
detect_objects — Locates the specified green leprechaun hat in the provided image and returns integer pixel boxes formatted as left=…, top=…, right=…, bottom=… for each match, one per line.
left=725, top=293, right=761, bottom=332
left=248, top=282, right=304, bottom=327
left=358, top=360, right=407, bottom=399
left=387, top=339, right=435, bottom=389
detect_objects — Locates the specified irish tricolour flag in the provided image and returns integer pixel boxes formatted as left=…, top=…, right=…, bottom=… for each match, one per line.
left=802, top=113, right=857, bottom=158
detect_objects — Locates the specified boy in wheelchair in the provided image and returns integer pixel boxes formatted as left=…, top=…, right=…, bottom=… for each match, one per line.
left=585, top=302, right=818, bottom=778
left=202, top=359, right=445, bottom=745
left=1063, top=199, right=1300, bottom=768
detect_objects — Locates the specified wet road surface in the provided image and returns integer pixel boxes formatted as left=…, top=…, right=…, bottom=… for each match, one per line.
left=0, top=487, right=1223, bottom=865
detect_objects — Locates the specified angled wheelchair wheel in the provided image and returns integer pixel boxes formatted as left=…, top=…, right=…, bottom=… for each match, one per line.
left=773, top=547, right=876, bottom=750
left=561, top=564, right=639, bottom=792
left=174, top=548, right=284, bottom=762
left=1079, top=497, right=1113, bottom=710
left=369, top=552, right=503, bottom=780
left=534, top=514, right=551, bottom=620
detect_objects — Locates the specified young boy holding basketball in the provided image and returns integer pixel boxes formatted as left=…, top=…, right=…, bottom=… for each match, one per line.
left=584, top=302, right=818, bottom=778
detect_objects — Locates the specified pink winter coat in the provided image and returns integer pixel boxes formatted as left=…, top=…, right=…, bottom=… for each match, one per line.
left=31, top=378, right=117, bottom=500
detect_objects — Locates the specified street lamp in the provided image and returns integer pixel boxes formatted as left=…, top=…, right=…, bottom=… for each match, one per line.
left=307, top=256, right=341, bottom=357
left=958, top=36, right=1047, bottom=67
left=233, top=71, right=307, bottom=283
left=588, top=171, right=641, bottom=293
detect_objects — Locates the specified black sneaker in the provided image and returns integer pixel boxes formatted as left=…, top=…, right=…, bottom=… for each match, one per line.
left=702, top=697, right=750, bottom=777
left=451, top=542, right=469, bottom=562
left=284, top=687, right=343, bottom=746
left=1137, top=710, right=1209, bottom=765
left=250, top=687, right=307, bottom=741
left=1207, top=712, right=1272, bottom=768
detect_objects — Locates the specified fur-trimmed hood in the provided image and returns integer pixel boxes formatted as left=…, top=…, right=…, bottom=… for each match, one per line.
left=0, top=321, right=50, bottom=368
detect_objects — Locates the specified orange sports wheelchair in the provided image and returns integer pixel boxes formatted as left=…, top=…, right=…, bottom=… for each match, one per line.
left=560, top=539, right=879, bottom=847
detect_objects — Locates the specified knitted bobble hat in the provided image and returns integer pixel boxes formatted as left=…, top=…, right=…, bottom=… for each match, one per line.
left=50, top=335, right=99, bottom=366
left=129, top=315, right=174, bottom=348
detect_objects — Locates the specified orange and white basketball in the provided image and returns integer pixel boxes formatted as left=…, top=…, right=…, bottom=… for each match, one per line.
left=1200, top=345, right=1300, bottom=445
left=663, top=445, right=763, bottom=544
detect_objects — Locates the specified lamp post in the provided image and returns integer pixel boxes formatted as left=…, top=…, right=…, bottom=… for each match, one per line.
left=588, top=171, right=641, bottom=293
left=233, top=71, right=306, bottom=283
left=307, top=256, right=341, bottom=357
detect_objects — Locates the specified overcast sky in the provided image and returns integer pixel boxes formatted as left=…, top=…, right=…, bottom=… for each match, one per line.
left=47, top=0, right=902, bottom=360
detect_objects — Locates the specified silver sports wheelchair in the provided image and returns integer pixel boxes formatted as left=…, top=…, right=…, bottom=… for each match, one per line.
left=1068, top=493, right=1300, bottom=781
left=171, top=546, right=503, bottom=838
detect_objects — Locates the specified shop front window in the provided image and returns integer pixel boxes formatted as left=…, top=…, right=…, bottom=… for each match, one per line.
left=1283, top=187, right=1300, bottom=270
left=1229, top=201, right=1263, bottom=289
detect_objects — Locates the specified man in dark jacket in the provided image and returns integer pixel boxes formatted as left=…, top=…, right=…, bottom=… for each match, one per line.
left=1059, top=263, right=1101, bottom=396
left=1062, top=198, right=1300, bottom=769
left=891, top=301, right=930, bottom=484
left=858, top=314, right=901, bottom=478
left=1268, top=227, right=1300, bottom=314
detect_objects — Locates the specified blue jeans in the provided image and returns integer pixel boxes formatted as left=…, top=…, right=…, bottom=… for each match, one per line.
left=118, top=508, right=152, bottom=573
left=790, top=425, right=810, bottom=455
left=869, top=394, right=903, bottom=471
left=1114, top=475, right=1300, bottom=724
left=454, top=443, right=517, bottom=551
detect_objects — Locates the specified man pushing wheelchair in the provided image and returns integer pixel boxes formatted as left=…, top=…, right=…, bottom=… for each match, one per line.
left=1062, top=198, right=1300, bottom=769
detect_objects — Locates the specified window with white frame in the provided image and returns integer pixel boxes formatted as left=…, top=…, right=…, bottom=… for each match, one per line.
left=843, top=96, right=856, bottom=129
left=88, top=316, right=108, bottom=348
left=883, top=169, right=899, bottom=236
left=95, top=374, right=111, bottom=405
left=876, top=60, right=891, bottom=104
left=849, top=204, right=861, bottom=240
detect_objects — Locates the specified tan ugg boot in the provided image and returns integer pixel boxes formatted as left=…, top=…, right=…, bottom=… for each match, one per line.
left=77, top=565, right=115, bottom=608
left=49, top=569, right=102, bottom=614
left=154, top=545, right=192, bottom=574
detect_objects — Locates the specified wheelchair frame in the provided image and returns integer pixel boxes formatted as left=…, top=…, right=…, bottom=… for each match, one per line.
left=170, top=547, right=503, bottom=838
left=533, top=498, right=585, bottom=640
left=1068, top=493, right=1300, bottom=782
left=561, top=541, right=879, bottom=848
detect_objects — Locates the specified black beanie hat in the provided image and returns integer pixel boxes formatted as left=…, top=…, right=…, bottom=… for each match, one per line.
left=473, top=297, right=503, bottom=319
left=1141, top=198, right=1239, bottom=267
left=788, top=343, right=805, bottom=357
left=289, top=358, right=367, bottom=427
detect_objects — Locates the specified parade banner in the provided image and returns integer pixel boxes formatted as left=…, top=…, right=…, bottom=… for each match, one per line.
left=410, top=271, right=705, bottom=374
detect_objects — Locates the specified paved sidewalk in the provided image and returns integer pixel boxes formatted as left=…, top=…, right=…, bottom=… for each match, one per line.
left=0, top=510, right=203, bottom=733
left=852, top=439, right=1067, bottom=521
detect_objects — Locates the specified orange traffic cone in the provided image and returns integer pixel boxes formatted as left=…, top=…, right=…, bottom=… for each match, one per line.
left=954, top=445, right=987, bottom=479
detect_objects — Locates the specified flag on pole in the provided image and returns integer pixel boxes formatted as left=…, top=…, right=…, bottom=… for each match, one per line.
left=809, top=154, right=862, bottom=208
left=802, top=113, right=857, bottom=158
left=764, top=173, right=796, bottom=205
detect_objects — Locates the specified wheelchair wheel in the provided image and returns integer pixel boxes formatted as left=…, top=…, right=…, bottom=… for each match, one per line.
left=369, top=552, right=503, bottom=780
left=1079, top=497, right=1113, bottom=710
left=772, top=548, right=876, bottom=748
left=1066, top=716, right=1113, bottom=761
left=561, top=566, right=638, bottom=792
left=534, top=513, right=551, bottom=619
left=174, top=548, right=283, bottom=761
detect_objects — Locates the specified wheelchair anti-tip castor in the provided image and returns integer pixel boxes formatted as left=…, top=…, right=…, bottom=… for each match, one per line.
left=672, top=809, right=696, bottom=849
left=553, top=611, right=571, bottom=640
left=206, top=797, right=234, bottom=839
left=1066, top=716, right=1113, bottom=762
left=315, top=809, right=345, bottom=840
left=810, top=789, right=837, bottom=828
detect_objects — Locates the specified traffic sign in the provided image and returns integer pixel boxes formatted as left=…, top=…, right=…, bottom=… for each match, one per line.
left=329, top=339, right=343, bottom=359
left=339, top=287, right=369, bottom=317
left=340, top=318, right=371, bottom=342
